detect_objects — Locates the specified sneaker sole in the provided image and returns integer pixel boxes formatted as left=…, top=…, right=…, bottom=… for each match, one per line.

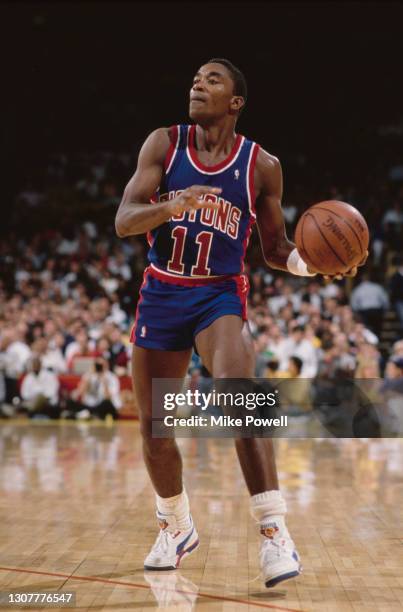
left=265, top=568, right=301, bottom=588
left=144, top=538, right=200, bottom=571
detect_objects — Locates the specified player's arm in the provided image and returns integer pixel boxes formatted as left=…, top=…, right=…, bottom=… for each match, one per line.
left=115, top=128, right=172, bottom=237
left=115, top=128, right=221, bottom=238
left=254, top=149, right=306, bottom=273
left=255, top=150, right=366, bottom=278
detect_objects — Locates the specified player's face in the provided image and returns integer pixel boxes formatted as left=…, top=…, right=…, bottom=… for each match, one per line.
left=189, top=63, right=243, bottom=123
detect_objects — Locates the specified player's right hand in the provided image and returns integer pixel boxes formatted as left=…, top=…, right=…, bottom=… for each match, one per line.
left=309, top=250, right=369, bottom=282
left=168, top=186, right=222, bottom=216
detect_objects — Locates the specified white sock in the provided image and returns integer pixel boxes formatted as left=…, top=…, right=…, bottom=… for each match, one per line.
left=156, top=488, right=192, bottom=531
left=250, top=490, right=289, bottom=539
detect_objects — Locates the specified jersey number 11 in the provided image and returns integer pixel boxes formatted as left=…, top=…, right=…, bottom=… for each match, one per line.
left=167, top=226, right=213, bottom=276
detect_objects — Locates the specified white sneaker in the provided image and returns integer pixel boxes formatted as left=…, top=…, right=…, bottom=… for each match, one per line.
left=259, top=519, right=302, bottom=588
left=144, top=512, right=199, bottom=571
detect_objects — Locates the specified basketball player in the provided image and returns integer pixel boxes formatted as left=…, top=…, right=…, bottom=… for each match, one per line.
left=115, top=59, right=364, bottom=587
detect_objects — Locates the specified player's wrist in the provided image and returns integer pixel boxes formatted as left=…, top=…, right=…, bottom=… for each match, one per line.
left=165, top=199, right=181, bottom=217
left=287, top=248, right=317, bottom=277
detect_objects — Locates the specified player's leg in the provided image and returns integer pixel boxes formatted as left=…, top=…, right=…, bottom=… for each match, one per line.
left=195, top=314, right=301, bottom=587
left=133, top=345, right=191, bottom=497
left=133, top=345, right=199, bottom=570
left=195, top=314, right=279, bottom=493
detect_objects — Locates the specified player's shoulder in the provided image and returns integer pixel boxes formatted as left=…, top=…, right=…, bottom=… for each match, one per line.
left=140, top=126, right=177, bottom=164
left=148, top=125, right=183, bottom=144
left=144, top=126, right=171, bottom=148
left=255, top=146, right=281, bottom=172
left=252, top=144, right=282, bottom=196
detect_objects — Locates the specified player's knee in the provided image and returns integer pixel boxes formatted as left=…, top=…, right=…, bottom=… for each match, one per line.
left=139, top=414, right=153, bottom=441
left=214, top=345, right=255, bottom=378
left=139, top=416, right=174, bottom=453
left=142, top=433, right=175, bottom=458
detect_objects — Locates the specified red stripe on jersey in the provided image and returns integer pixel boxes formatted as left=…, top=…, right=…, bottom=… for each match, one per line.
left=149, top=264, right=237, bottom=287
left=239, top=143, right=259, bottom=272
left=234, top=274, right=249, bottom=320
left=241, top=217, right=254, bottom=273
left=188, top=125, right=243, bottom=173
left=164, top=125, right=179, bottom=172
left=130, top=267, right=150, bottom=343
left=147, top=194, right=158, bottom=245
left=248, top=143, right=260, bottom=215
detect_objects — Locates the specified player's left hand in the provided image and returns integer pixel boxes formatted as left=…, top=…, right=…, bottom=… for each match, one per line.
left=308, top=250, right=369, bottom=281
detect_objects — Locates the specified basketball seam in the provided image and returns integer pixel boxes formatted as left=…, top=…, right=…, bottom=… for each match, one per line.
left=306, top=213, right=348, bottom=268
left=300, top=215, right=324, bottom=271
left=312, top=206, right=364, bottom=255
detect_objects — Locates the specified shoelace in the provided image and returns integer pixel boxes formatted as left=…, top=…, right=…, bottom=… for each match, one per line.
left=244, top=542, right=285, bottom=585
left=261, top=539, right=286, bottom=563
left=152, top=529, right=171, bottom=555
left=242, top=542, right=284, bottom=585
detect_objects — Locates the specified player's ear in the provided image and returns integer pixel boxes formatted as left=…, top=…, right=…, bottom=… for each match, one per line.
left=230, top=96, right=245, bottom=114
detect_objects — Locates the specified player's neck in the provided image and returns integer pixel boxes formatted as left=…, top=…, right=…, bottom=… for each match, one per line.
left=194, top=121, right=237, bottom=156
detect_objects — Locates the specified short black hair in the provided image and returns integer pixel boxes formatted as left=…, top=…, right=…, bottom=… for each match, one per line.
left=289, top=356, right=303, bottom=374
left=207, top=58, right=247, bottom=103
left=266, top=359, right=280, bottom=372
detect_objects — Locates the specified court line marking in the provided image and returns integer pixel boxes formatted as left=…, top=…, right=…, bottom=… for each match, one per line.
left=0, top=565, right=305, bottom=612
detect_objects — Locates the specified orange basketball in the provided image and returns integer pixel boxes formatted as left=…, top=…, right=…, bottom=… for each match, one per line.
left=294, top=200, right=369, bottom=275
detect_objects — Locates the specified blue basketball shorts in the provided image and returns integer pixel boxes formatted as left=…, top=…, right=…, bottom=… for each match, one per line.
left=130, top=266, right=249, bottom=351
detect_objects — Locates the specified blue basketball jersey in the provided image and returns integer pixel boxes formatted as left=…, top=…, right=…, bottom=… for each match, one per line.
left=147, top=124, right=260, bottom=282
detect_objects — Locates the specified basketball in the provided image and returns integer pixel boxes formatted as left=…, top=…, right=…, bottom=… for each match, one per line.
left=294, top=200, right=369, bottom=275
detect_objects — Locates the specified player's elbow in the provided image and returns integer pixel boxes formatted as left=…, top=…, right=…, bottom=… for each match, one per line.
left=263, top=249, right=282, bottom=270
left=115, top=214, right=128, bottom=238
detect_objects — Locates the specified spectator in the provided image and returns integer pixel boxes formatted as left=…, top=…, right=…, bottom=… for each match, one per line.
left=391, top=339, right=403, bottom=358
left=381, top=201, right=403, bottom=230
left=350, top=274, right=389, bottom=337
left=265, top=359, right=280, bottom=378
left=1, top=325, right=32, bottom=403
left=277, top=356, right=312, bottom=415
left=380, top=356, right=403, bottom=433
left=267, top=283, right=300, bottom=317
left=20, top=356, right=60, bottom=418
left=316, top=336, right=339, bottom=379
left=108, top=326, right=129, bottom=370
left=267, top=323, right=285, bottom=362
left=65, top=329, right=96, bottom=371
left=56, top=229, right=79, bottom=256
left=288, top=356, right=303, bottom=378
left=349, top=322, right=379, bottom=347
left=41, top=332, right=67, bottom=373
left=301, top=280, right=322, bottom=310
left=108, top=250, right=132, bottom=281
left=332, top=332, right=356, bottom=375
left=64, top=357, right=122, bottom=420
left=389, top=256, right=403, bottom=325
left=278, top=325, right=318, bottom=377
left=254, top=328, right=270, bottom=377
left=355, top=343, right=381, bottom=378
left=383, top=355, right=403, bottom=390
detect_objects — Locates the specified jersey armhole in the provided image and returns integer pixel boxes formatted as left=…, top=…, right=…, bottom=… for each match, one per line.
left=164, top=125, right=180, bottom=173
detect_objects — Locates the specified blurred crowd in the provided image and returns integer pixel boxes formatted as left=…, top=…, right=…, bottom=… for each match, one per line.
left=0, top=147, right=402, bottom=422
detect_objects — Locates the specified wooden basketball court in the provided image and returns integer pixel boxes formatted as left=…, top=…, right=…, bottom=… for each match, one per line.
left=0, top=420, right=402, bottom=611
